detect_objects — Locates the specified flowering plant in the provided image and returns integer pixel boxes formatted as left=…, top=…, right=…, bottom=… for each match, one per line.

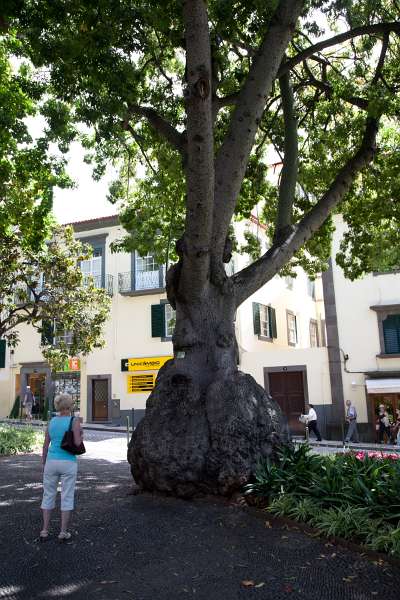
left=354, top=451, right=400, bottom=461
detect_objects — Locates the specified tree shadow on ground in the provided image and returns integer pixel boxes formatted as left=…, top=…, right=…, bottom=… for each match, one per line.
left=1, top=454, right=400, bottom=600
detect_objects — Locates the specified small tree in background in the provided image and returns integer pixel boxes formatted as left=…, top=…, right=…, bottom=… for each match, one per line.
left=0, top=224, right=110, bottom=370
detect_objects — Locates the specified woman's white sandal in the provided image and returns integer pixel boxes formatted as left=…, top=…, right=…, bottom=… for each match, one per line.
left=58, top=531, right=72, bottom=541
left=39, top=530, right=49, bottom=542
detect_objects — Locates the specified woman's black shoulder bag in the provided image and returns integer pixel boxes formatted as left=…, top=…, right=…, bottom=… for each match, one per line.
left=61, top=417, right=86, bottom=455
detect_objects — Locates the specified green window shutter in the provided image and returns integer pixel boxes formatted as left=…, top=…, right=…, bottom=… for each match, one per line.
left=41, top=320, right=54, bottom=345
left=269, top=307, right=277, bottom=338
left=253, top=302, right=261, bottom=335
left=383, top=315, right=400, bottom=354
left=151, top=304, right=165, bottom=338
left=0, top=340, right=6, bottom=368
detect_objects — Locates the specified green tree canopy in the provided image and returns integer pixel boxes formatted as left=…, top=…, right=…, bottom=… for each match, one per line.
left=2, top=0, right=399, bottom=279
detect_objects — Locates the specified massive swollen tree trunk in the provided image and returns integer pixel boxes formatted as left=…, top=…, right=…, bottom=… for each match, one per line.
left=128, top=0, right=379, bottom=496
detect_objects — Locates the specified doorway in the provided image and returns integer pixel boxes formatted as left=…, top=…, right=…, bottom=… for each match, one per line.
left=264, top=367, right=307, bottom=435
left=27, top=373, right=46, bottom=418
left=369, top=393, right=400, bottom=443
left=91, top=378, right=109, bottom=421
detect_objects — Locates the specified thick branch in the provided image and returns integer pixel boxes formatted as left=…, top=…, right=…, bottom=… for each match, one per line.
left=371, top=32, right=389, bottom=85
left=126, top=105, right=186, bottom=154
left=211, top=0, right=304, bottom=261
left=279, top=22, right=400, bottom=77
left=275, top=70, right=298, bottom=242
left=233, top=117, right=379, bottom=307
left=181, top=0, right=214, bottom=294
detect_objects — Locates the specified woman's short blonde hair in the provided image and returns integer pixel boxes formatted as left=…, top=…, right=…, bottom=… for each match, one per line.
left=54, top=393, right=74, bottom=411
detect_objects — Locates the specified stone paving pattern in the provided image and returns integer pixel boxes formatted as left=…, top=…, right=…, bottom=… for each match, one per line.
left=1, top=438, right=400, bottom=600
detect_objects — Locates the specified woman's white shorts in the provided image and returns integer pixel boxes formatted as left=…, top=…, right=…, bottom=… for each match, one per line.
left=41, top=460, right=78, bottom=511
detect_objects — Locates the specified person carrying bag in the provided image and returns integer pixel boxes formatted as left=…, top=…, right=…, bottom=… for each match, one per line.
left=40, top=393, right=85, bottom=542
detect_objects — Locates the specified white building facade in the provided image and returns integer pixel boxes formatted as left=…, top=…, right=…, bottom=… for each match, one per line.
left=0, top=214, right=328, bottom=434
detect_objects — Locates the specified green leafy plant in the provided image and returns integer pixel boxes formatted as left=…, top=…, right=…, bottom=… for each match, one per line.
left=268, top=494, right=298, bottom=517
left=311, top=505, right=375, bottom=541
left=287, top=497, right=320, bottom=523
left=0, top=426, right=43, bottom=455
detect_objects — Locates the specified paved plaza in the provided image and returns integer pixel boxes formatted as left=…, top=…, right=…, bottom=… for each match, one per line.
left=0, top=432, right=399, bottom=600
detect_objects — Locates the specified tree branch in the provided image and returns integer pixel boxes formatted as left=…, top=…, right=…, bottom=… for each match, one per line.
left=125, top=105, right=186, bottom=155
left=302, top=60, right=369, bottom=111
left=233, top=116, right=379, bottom=307
left=211, top=0, right=304, bottom=262
left=274, top=69, right=298, bottom=242
left=371, top=32, right=389, bottom=85
left=279, top=22, right=400, bottom=77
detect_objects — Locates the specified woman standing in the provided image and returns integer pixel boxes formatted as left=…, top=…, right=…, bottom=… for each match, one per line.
left=40, top=393, right=83, bottom=541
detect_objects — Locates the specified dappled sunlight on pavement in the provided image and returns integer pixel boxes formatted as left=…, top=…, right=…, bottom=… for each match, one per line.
left=1, top=445, right=400, bottom=600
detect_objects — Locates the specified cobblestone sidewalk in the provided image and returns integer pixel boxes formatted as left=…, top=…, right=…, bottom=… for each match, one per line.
left=0, top=453, right=399, bottom=600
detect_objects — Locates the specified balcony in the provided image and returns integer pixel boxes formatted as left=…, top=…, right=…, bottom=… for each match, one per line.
left=82, top=274, right=114, bottom=296
left=118, top=268, right=165, bottom=296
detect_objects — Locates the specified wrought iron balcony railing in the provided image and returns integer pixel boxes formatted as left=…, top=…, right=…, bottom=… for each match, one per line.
left=118, top=268, right=165, bottom=294
left=82, top=274, right=114, bottom=296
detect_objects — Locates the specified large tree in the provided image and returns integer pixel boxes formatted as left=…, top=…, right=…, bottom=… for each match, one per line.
left=3, top=0, right=400, bottom=496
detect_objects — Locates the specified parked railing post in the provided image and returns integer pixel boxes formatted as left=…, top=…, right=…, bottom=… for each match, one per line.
left=305, top=425, right=309, bottom=443
left=126, top=416, right=130, bottom=447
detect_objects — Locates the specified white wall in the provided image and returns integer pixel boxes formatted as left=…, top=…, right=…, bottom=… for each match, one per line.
left=240, top=347, right=331, bottom=408
left=331, top=215, right=400, bottom=422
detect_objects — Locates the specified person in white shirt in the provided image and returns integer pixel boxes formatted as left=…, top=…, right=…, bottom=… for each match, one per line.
left=302, top=404, right=322, bottom=441
left=344, top=400, right=359, bottom=443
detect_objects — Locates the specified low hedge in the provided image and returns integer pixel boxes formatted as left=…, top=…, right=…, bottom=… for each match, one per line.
left=0, top=425, right=43, bottom=456
left=245, top=444, right=400, bottom=557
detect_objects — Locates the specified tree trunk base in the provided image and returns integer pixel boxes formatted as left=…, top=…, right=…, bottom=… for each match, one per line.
left=128, top=363, right=290, bottom=498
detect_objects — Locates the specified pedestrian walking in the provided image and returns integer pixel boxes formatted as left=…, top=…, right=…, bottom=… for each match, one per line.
left=40, top=393, right=83, bottom=541
left=391, top=408, right=400, bottom=444
left=378, top=404, right=391, bottom=444
left=344, top=400, right=359, bottom=443
left=22, top=386, right=35, bottom=421
left=301, top=404, right=322, bottom=442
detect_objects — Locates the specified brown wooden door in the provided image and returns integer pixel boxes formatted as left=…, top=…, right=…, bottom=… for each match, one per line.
left=268, top=371, right=306, bottom=435
left=92, top=379, right=108, bottom=421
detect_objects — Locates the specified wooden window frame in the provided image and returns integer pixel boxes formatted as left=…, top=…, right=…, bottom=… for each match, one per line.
left=286, top=310, right=298, bottom=346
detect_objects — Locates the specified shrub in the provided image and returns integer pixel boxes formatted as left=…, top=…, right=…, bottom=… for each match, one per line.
left=244, top=444, right=321, bottom=500
left=268, top=494, right=298, bottom=517
left=311, top=505, right=376, bottom=541
left=0, top=426, right=43, bottom=455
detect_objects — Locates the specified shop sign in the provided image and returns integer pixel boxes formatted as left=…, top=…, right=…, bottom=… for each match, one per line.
left=63, top=357, right=80, bottom=372
left=121, top=356, right=172, bottom=372
left=127, top=373, right=155, bottom=393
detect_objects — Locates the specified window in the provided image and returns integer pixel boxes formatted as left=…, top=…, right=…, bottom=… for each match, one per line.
left=286, top=311, right=297, bottom=346
left=0, top=340, right=6, bottom=368
left=253, top=303, right=277, bottom=340
left=164, top=303, right=176, bottom=338
left=136, top=253, right=160, bottom=290
left=307, top=278, right=316, bottom=300
left=285, top=276, right=294, bottom=290
left=81, top=247, right=103, bottom=288
left=309, top=319, right=319, bottom=347
left=41, top=320, right=73, bottom=348
left=151, top=302, right=176, bottom=339
left=371, top=305, right=400, bottom=357
left=383, top=314, right=400, bottom=354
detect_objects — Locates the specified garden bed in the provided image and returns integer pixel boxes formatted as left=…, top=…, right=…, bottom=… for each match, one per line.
left=245, top=444, right=400, bottom=558
left=0, top=424, right=44, bottom=456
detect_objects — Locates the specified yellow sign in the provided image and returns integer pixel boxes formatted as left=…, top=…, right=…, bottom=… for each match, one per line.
left=121, top=356, right=172, bottom=372
left=127, top=374, right=155, bottom=393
